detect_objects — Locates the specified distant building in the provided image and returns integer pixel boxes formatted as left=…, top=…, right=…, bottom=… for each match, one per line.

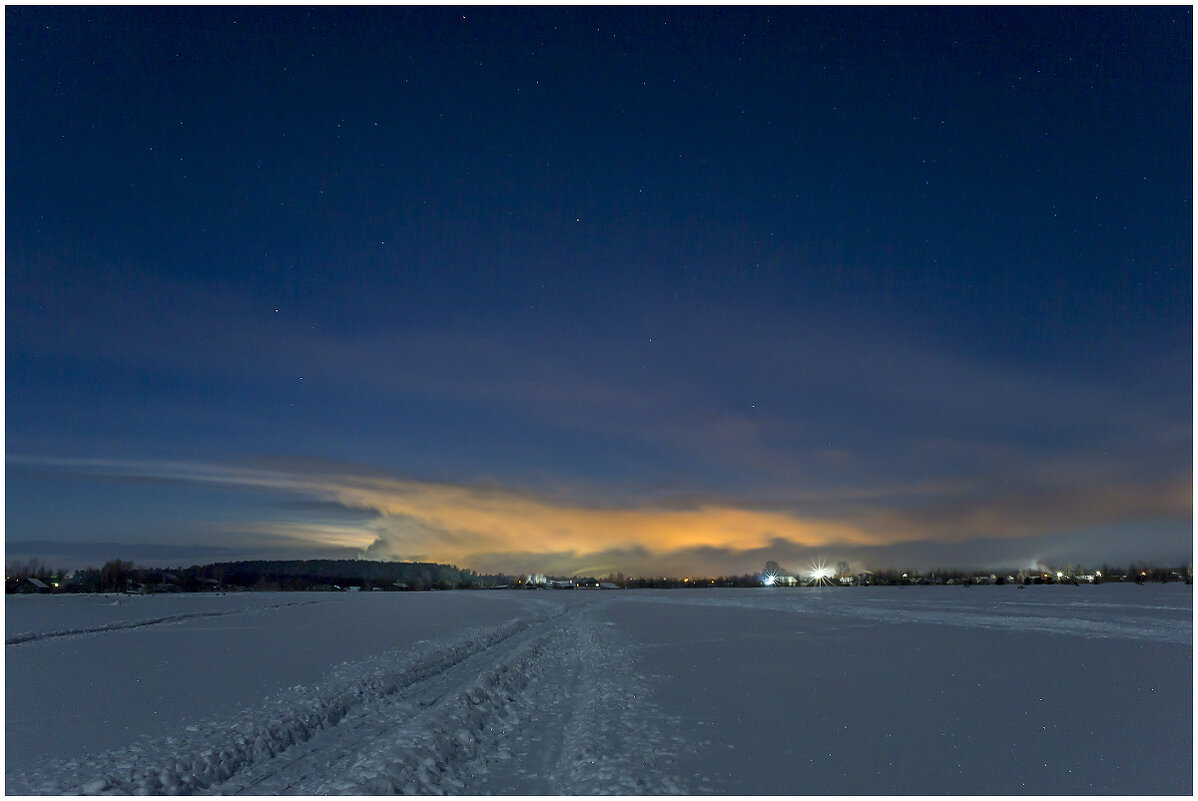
left=17, top=577, right=51, bottom=594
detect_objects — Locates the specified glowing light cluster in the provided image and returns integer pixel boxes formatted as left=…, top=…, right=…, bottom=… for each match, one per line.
left=806, top=561, right=835, bottom=585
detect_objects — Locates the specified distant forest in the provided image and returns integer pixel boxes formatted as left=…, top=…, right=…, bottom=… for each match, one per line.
left=184, top=559, right=486, bottom=591
left=6, top=558, right=510, bottom=594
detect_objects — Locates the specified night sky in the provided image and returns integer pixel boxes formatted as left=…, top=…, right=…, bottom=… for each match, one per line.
left=7, top=7, right=1192, bottom=576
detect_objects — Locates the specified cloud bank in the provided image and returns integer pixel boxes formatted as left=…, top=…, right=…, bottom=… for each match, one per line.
left=9, top=455, right=1190, bottom=575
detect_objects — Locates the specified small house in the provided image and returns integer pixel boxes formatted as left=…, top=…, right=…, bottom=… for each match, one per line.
left=18, top=577, right=52, bottom=594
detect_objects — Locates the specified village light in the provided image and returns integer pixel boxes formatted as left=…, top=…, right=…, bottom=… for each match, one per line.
left=806, top=562, right=834, bottom=585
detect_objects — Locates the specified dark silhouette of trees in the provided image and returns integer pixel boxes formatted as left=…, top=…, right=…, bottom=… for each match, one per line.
left=6, top=557, right=56, bottom=581
left=12, top=554, right=1193, bottom=595
left=173, top=559, right=478, bottom=591
left=5, top=558, right=65, bottom=593
left=100, top=560, right=136, bottom=593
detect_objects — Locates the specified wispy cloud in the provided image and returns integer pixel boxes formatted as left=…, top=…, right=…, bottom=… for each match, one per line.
left=12, top=276, right=1186, bottom=519
left=9, top=454, right=1189, bottom=575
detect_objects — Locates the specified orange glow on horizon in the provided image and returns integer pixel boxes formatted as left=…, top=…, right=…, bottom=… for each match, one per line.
left=13, top=456, right=1190, bottom=576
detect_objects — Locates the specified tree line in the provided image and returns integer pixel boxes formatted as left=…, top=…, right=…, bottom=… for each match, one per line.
left=8, top=558, right=503, bottom=593
left=8, top=557, right=1193, bottom=594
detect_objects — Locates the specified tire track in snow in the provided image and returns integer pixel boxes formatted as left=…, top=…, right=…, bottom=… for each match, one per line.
left=5, top=599, right=323, bottom=645
left=218, top=611, right=563, bottom=794
left=221, top=601, right=691, bottom=795
left=4, top=602, right=566, bottom=795
left=8, top=598, right=691, bottom=795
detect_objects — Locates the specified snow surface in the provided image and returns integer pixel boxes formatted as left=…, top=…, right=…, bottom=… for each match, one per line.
left=5, top=584, right=1191, bottom=794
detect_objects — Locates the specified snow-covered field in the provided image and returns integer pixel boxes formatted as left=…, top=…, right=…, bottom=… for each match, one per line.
left=5, top=584, right=1192, bottom=794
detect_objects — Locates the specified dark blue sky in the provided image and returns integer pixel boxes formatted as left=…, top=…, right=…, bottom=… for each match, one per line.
left=7, top=7, right=1192, bottom=575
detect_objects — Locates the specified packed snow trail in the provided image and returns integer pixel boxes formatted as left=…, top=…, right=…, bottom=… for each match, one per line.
left=6, top=597, right=689, bottom=795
